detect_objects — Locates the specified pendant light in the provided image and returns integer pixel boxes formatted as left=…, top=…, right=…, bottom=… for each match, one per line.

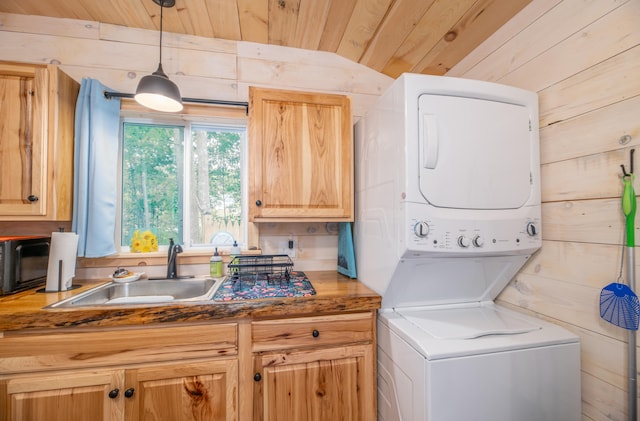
left=135, top=0, right=183, bottom=112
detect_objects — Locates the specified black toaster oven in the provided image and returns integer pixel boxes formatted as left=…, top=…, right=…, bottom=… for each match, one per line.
left=0, top=236, right=50, bottom=295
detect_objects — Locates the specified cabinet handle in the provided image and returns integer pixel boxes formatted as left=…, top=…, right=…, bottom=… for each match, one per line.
left=27, top=195, right=39, bottom=202
left=312, top=329, right=320, bottom=338
left=254, top=373, right=262, bottom=382
left=108, top=388, right=119, bottom=399
left=255, top=200, right=262, bottom=206
left=124, top=388, right=135, bottom=398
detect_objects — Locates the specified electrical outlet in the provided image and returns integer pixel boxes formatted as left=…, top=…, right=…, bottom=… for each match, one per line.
left=278, top=236, right=297, bottom=258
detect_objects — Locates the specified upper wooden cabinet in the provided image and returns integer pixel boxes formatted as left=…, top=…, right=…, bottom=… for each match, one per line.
left=0, top=62, right=79, bottom=221
left=248, top=87, right=353, bottom=222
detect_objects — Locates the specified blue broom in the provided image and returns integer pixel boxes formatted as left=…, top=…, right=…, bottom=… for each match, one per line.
left=600, top=163, right=640, bottom=330
left=599, top=151, right=639, bottom=421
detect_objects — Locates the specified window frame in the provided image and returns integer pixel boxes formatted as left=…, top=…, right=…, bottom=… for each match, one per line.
left=116, top=100, right=255, bottom=255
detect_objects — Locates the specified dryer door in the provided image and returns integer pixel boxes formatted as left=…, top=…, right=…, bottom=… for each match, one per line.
left=418, top=94, right=532, bottom=209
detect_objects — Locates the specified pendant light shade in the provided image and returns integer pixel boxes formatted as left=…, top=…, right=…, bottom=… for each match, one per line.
left=135, top=64, right=183, bottom=112
left=135, top=0, right=183, bottom=112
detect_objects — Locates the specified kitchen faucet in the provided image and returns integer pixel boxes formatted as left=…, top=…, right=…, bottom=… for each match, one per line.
left=167, top=238, right=183, bottom=279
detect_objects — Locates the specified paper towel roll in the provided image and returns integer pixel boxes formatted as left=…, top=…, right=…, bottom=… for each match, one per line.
left=45, top=232, right=79, bottom=292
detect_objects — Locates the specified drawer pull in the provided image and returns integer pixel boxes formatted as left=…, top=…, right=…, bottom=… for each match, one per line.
left=27, top=195, right=39, bottom=202
left=254, top=373, right=262, bottom=382
left=124, top=388, right=135, bottom=398
left=108, top=388, right=119, bottom=399
left=256, top=199, right=262, bottom=206
left=312, top=329, right=320, bottom=338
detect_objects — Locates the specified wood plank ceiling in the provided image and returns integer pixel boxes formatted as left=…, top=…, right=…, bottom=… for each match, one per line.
left=0, top=0, right=532, bottom=77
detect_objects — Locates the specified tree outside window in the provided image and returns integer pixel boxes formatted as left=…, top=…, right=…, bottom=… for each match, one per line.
left=121, top=121, right=244, bottom=250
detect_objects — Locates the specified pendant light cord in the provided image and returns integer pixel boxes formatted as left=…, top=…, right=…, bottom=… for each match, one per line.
left=158, top=1, right=164, bottom=65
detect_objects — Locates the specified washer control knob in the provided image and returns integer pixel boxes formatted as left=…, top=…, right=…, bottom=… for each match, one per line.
left=472, top=235, right=484, bottom=247
left=458, top=236, right=471, bottom=248
left=414, top=221, right=430, bottom=238
left=526, top=222, right=538, bottom=236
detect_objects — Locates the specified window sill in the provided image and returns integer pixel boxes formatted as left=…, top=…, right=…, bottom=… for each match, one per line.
left=77, top=249, right=262, bottom=268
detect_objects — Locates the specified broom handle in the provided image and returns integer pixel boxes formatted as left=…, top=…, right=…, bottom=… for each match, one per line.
left=623, top=176, right=635, bottom=247
left=623, top=170, right=637, bottom=421
left=627, top=245, right=637, bottom=421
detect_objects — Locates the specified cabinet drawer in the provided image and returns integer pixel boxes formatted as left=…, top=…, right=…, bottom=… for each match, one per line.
left=0, top=323, right=238, bottom=374
left=252, top=312, right=374, bottom=352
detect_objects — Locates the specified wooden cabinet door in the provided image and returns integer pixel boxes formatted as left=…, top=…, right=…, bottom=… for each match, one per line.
left=253, top=344, right=375, bottom=421
left=248, top=87, right=353, bottom=222
left=1, top=369, right=123, bottom=421
left=125, top=359, right=238, bottom=421
left=0, top=64, right=47, bottom=216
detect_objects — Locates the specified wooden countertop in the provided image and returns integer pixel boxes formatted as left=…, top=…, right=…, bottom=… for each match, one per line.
left=0, top=271, right=380, bottom=332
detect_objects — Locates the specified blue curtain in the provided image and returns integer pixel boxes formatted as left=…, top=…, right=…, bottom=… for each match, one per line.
left=72, top=79, right=121, bottom=257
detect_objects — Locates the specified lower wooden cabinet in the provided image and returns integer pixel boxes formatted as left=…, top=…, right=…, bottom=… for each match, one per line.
left=0, top=323, right=239, bottom=421
left=250, top=312, right=377, bottom=421
left=3, top=369, right=122, bottom=421
left=2, top=360, right=238, bottom=421
left=0, top=311, right=377, bottom=421
left=126, top=360, right=238, bottom=421
left=252, top=345, right=375, bottom=421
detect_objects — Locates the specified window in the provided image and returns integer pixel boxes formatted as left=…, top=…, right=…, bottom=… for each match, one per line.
left=119, top=117, right=247, bottom=251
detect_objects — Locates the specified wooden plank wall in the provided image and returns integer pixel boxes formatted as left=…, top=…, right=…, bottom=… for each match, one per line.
left=0, top=12, right=393, bottom=272
left=448, top=0, right=640, bottom=419
left=4, top=5, right=638, bottom=417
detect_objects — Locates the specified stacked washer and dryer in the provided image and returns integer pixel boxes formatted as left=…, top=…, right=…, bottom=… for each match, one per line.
left=354, top=74, right=581, bottom=420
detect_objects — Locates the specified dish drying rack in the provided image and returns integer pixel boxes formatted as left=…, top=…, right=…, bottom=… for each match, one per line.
left=228, top=255, right=293, bottom=290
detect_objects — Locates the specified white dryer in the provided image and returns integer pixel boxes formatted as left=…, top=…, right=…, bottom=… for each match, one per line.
left=354, top=74, right=581, bottom=420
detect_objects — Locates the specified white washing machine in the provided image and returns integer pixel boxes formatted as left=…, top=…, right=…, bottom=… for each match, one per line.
left=354, top=74, right=581, bottom=420
left=377, top=304, right=580, bottom=421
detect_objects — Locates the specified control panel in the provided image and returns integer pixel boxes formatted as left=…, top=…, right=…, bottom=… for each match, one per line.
left=402, top=202, right=541, bottom=257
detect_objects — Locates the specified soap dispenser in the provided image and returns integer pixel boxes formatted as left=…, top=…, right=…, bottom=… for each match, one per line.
left=230, top=241, right=240, bottom=258
left=210, top=248, right=223, bottom=277
left=229, top=241, right=241, bottom=274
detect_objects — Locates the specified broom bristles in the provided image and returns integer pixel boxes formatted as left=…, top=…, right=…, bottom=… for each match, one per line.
left=600, top=283, right=640, bottom=330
